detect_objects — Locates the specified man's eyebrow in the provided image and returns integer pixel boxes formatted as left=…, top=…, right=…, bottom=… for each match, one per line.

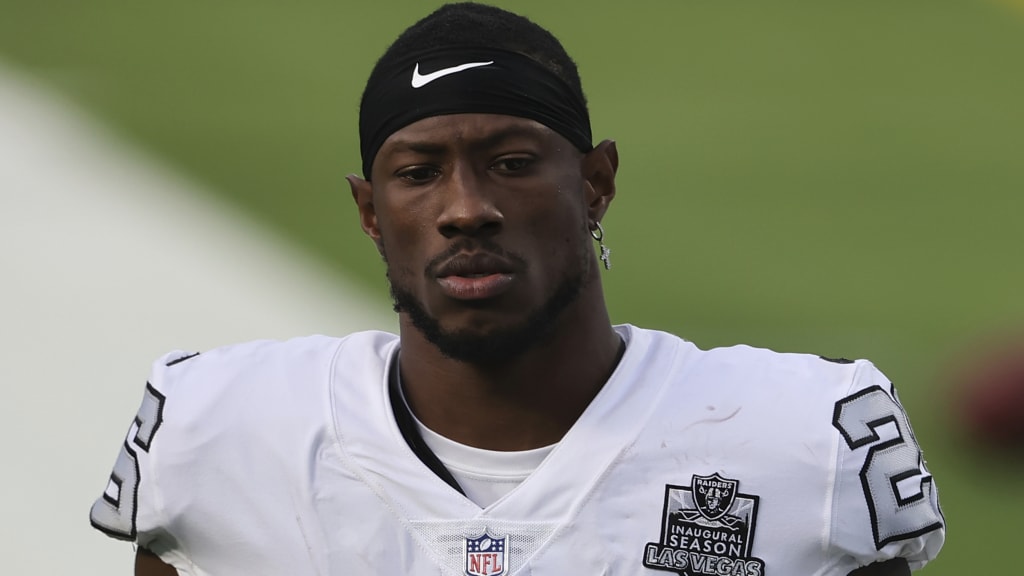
left=471, top=124, right=550, bottom=150
left=384, top=124, right=551, bottom=155
left=382, top=140, right=448, bottom=155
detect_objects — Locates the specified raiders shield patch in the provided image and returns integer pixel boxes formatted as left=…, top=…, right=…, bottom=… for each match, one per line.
left=643, top=474, right=766, bottom=576
left=464, top=531, right=508, bottom=576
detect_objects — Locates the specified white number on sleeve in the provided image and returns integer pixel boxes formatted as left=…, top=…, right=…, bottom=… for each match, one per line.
left=832, top=385, right=943, bottom=549
left=89, top=383, right=166, bottom=540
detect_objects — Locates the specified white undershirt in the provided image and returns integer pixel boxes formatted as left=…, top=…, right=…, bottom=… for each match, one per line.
left=403, top=394, right=556, bottom=507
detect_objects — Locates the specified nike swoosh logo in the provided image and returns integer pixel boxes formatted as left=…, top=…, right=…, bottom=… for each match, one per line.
left=411, top=61, right=494, bottom=88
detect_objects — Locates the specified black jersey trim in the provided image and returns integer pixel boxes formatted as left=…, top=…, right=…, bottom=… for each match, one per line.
left=387, top=353, right=466, bottom=496
left=165, top=352, right=200, bottom=367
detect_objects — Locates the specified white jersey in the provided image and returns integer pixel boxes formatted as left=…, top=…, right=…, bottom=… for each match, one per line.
left=90, top=325, right=944, bottom=575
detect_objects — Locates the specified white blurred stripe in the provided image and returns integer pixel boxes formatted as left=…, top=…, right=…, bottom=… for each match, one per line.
left=0, top=61, right=393, bottom=574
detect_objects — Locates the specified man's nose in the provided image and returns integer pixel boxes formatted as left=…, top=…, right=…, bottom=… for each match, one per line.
left=436, top=164, right=504, bottom=237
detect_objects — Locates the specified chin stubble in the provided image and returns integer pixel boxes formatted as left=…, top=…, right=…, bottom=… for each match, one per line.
left=382, top=234, right=592, bottom=364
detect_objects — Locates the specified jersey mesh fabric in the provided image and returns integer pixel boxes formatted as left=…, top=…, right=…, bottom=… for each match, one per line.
left=408, top=518, right=558, bottom=575
left=88, top=328, right=944, bottom=575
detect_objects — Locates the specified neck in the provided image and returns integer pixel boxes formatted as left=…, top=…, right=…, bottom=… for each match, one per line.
left=397, top=290, right=622, bottom=451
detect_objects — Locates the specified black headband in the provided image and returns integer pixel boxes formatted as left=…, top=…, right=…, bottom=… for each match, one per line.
left=359, top=46, right=593, bottom=178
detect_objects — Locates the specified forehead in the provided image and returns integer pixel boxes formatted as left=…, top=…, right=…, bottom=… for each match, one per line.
left=377, top=113, right=562, bottom=155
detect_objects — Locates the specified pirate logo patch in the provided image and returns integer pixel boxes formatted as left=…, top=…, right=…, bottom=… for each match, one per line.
left=643, top=474, right=765, bottom=576
left=464, top=531, right=508, bottom=576
left=692, top=473, right=737, bottom=521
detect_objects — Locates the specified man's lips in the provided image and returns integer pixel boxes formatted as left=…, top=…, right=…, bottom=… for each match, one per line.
left=434, top=253, right=518, bottom=300
left=436, top=274, right=515, bottom=300
left=435, top=252, right=516, bottom=278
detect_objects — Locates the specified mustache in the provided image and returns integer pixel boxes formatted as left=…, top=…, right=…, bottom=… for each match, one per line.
left=425, top=238, right=527, bottom=277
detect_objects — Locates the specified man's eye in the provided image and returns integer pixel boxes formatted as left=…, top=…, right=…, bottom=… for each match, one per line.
left=491, top=156, right=533, bottom=173
left=396, top=166, right=440, bottom=182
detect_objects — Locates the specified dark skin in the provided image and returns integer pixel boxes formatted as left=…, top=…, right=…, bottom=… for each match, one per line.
left=354, top=114, right=621, bottom=450
left=133, top=114, right=911, bottom=576
left=135, top=549, right=176, bottom=576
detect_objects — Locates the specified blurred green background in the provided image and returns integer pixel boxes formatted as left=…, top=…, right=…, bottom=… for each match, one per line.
left=2, top=0, right=1022, bottom=572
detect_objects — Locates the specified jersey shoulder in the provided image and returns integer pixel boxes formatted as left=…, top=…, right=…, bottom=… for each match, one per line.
left=149, top=333, right=348, bottom=390
left=638, top=330, right=945, bottom=571
left=146, top=330, right=397, bottom=404
left=693, top=339, right=869, bottom=398
left=625, top=326, right=866, bottom=406
left=88, top=330, right=397, bottom=548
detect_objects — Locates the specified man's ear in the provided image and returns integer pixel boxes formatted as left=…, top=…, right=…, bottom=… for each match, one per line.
left=581, top=139, right=618, bottom=223
left=347, top=174, right=384, bottom=253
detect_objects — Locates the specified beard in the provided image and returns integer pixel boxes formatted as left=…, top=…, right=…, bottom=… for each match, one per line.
left=384, top=236, right=592, bottom=365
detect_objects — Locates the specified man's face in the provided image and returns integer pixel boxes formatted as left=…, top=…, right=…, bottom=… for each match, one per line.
left=354, top=114, right=598, bottom=363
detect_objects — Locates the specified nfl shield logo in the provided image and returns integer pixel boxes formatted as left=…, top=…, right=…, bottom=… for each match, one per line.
left=464, top=531, right=508, bottom=576
left=692, top=473, right=738, bottom=521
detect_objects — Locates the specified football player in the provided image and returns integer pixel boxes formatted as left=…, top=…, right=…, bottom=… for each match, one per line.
left=92, top=3, right=945, bottom=575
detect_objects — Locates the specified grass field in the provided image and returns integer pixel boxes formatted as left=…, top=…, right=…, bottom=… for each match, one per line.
left=2, top=1, right=1022, bottom=572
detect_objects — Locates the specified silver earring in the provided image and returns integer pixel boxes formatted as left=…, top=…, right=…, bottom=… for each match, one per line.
left=591, top=221, right=611, bottom=270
